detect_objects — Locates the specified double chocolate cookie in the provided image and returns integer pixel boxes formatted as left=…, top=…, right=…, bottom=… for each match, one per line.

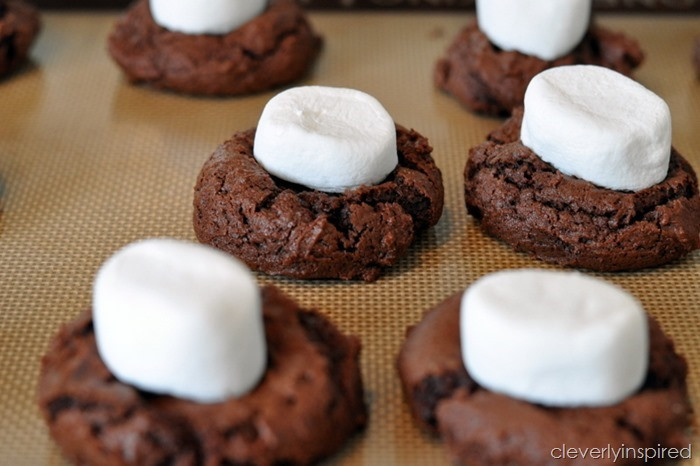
left=435, top=24, right=644, bottom=116
left=194, top=126, right=444, bottom=282
left=464, top=108, right=700, bottom=272
left=108, top=0, right=322, bottom=96
left=39, top=285, right=366, bottom=465
left=0, top=1, right=40, bottom=78
left=398, top=292, right=693, bottom=466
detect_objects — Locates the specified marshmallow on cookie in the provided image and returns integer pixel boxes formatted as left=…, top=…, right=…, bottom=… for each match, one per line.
left=461, top=269, right=649, bottom=407
left=93, top=239, right=266, bottom=403
left=254, top=86, right=398, bottom=193
left=521, top=65, right=672, bottom=191
left=149, top=0, right=267, bottom=35
left=476, top=0, right=591, bottom=61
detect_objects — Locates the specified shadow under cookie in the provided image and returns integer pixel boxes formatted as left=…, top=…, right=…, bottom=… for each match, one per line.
left=435, top=23, right=644, bottom=116
left=397, top=292, right=693, bottom=466
left=193, top=126, right=444, bottom=282
left=464, top=108, right=700, bottom=272
left=38, top=286, right=366, bottom=466
left=107, top=0, right=322, bottom=96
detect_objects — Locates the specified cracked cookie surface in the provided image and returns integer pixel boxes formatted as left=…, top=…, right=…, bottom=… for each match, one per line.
left=193, top=126, right=444, bottom=281
left=435, top=23, right=644, bottom=116
left=39, top=286, right=366, bottom=466
left=464, top=108, right=700, bottom=271
left=107, top=0, right=322, bottom=96
left=398, top=292, right=693, bottom=466
left=0, top=0, right=40, bottom=78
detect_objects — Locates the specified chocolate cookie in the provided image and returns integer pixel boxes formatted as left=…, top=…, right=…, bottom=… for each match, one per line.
left=464, top=108, right=700, bottom=272
left=435, top=23, right=644, bottom=116
left=39, top=285, right=366, bottom=465
left=398, top=292, right=693, bottom=466
left=0, top=1, right=41, bottom=78
left=108, top=0, right=322, bottom=96
left=193, top=126, right=444, bottom=282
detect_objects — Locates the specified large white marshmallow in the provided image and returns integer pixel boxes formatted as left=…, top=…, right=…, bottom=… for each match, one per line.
left=93, top=239, right=266, bottom=404
left=476, top=0, right=591, bottom=61
left=149, top=0, right=267, bottom=35
left=253, top=86, right=398, bottom=193
left=521, top=66, right=672, bottom=192
left=461, top=269, right=649, bottom=407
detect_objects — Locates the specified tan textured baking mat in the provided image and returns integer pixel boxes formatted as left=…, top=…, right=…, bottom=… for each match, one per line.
left=0, top=11, right=698, bottom=466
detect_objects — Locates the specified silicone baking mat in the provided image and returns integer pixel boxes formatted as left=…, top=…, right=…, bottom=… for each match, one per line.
left=0, top=11, right=698, bottom=466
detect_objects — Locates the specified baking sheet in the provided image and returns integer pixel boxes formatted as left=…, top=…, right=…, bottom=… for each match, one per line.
left=0, top=11, right=698, bottom=465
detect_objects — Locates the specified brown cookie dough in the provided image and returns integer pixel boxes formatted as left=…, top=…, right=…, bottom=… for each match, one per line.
left=108, top=0, right=322, bottom=96
left=398, top=292, right=693, bottom=466
left=193, top=126, right=444, bottom=282
left=0, top=1, right=40, bottom=78
left=694, top=37, right=700, bottom=78
left=39, top=285, right=366, bottom=466
left=435, top=23, right=644, bottom=116
left=464, top=108, right=700, bottom=272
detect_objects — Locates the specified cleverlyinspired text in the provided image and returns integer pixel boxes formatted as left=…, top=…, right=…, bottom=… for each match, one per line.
left=551, top=444, right=692, bottom=462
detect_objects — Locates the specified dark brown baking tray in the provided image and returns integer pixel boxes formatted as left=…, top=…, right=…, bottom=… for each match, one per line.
left=30, top=0, right=700, bottom=11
